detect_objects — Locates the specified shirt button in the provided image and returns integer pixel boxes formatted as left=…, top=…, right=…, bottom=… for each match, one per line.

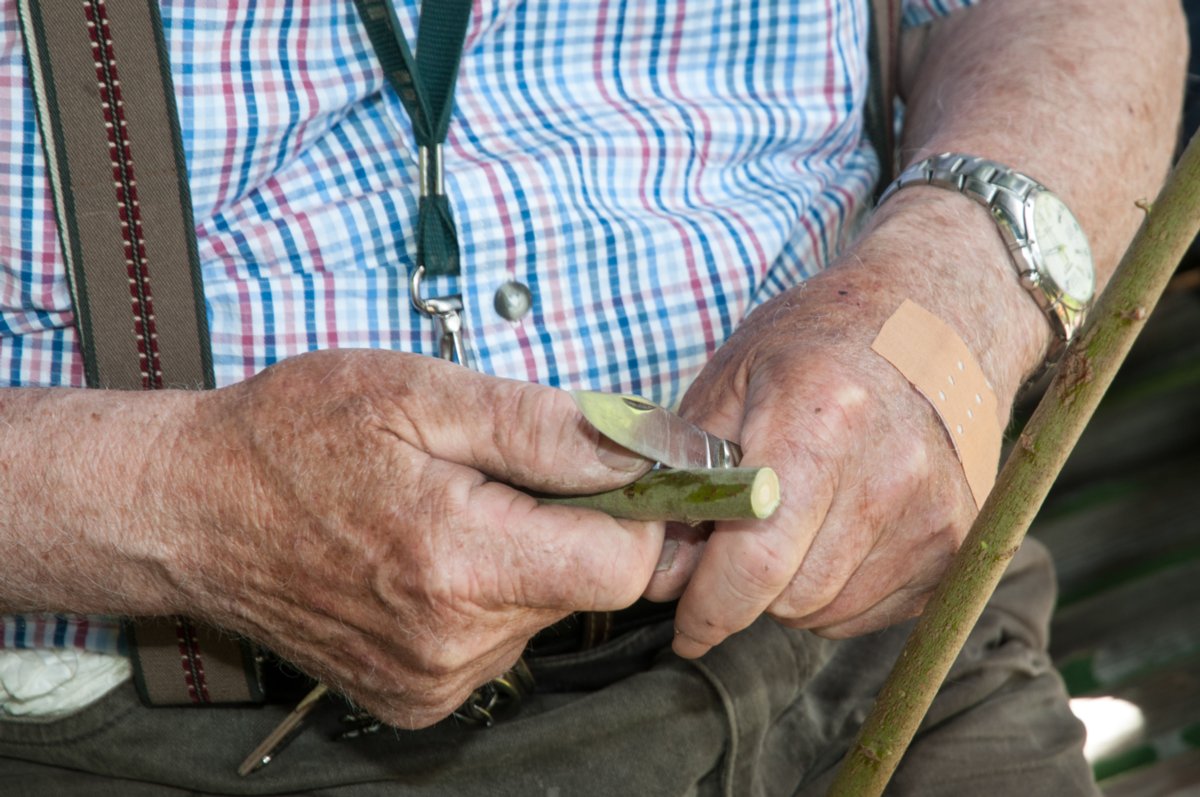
left=493, top=281, right=533, bottom=321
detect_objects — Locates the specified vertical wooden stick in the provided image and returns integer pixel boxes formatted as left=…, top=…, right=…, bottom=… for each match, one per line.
left=826, top=132, right=1200, bottom=797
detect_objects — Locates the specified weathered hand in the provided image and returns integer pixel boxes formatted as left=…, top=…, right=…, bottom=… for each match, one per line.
left=161, top=349, right=661, bottom=728
left=646, top=192, right=1047, bottom=653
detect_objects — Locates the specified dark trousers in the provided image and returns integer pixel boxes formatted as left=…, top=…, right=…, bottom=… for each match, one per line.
left=0, top=539, right=1096, bottom=796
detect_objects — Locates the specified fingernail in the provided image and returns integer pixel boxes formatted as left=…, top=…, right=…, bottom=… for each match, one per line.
left=595, top=437, right=650, bottom=472
left=655, top=539, right=678, bottom=572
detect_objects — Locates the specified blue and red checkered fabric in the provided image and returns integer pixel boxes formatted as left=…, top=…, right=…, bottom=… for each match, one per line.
left=0, top=0, right=973, bottom=654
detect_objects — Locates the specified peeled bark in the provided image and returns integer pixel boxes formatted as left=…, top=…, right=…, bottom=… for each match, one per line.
left=539, top=467, right=780, bottom=522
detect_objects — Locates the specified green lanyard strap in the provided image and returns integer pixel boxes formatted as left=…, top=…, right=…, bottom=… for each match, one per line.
left=352, top=0, right=471, bottom=279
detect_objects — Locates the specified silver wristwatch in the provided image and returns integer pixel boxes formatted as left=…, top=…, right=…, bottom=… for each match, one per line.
left=879, top=153, right=1096, bottom=359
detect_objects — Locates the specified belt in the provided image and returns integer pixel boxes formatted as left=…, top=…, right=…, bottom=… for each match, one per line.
left=259, top=601, right=678, bottom=706
left=243, top=601, right=679, bottom=772
left=526, top=601, right=678, bottom=659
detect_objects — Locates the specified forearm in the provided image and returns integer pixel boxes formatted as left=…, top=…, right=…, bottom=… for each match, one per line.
left=861, top=0, right=1187, bottom=400
left=0, top=387, right=196, bottom=615
left=903, top=0, right=1185, bottom=273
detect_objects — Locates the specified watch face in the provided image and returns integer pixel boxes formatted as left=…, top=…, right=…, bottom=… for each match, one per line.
left=1031, top=191, right=1095, bottom=306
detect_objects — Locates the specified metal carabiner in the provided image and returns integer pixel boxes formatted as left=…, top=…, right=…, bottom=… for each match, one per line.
left=410, top=265, right=470, bottom=367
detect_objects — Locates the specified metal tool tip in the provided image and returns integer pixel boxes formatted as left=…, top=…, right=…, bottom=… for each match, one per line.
left=237, top=755, right=269, bottom=777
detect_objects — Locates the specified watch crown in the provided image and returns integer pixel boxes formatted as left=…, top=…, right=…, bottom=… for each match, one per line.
left=1019, top=269, right=1041, bottom=290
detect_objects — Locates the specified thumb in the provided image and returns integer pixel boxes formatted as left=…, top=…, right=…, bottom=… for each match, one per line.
left=375, top=356, right=651, bottom=493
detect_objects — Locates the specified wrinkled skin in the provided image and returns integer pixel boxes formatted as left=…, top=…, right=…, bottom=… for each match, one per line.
left=646, top=257, right=983, bottom=652
left=640, top=185, right=1061, bottom=658
left=168, top=350, right=664, bottom=728
left=0, top=0, right=1183, bottom=737
left=160, top=192, right=1033, bottom=723
left=629, top=0, right=1189, bottom=660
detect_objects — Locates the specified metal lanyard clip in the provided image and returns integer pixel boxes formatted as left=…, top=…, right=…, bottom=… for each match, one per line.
left=410, top=265, right=469, bottom=367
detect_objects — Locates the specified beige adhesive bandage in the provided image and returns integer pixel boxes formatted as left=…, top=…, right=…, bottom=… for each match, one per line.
left=871, top=300, right=1002, bottom=509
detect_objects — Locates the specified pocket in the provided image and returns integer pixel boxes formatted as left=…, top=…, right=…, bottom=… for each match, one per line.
left=685, top=618, right=836, bottom=797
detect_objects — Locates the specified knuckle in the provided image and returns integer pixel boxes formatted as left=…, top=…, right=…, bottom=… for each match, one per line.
left=606, top=565, right=650, bottom=610
left=587, top=534, right=659, bottom=610
left=385, top=652, right=523, bottom=729
left=374, top=689, right=452, bottom=730
left=398, top=481, right=482, bottom=600
left=679, top=538, right=797, bottom=644
left=723, top=537, right=795, bottom=604
left=874, top=439, right=932, bottom=505
left=362, top=654, right=486, bottom=730
left=488, top=383, right=572, bottom=470
left=676, top=616, right=729, bottom=648
left=410, top=638, right=476, bottom=681
left=928, top=520, right=964, bottom=556
left=317, top=653, right=441, bottom=730
left=796, top=369, right=873, bottom=442
left=773, top=561, right=846, bottom=619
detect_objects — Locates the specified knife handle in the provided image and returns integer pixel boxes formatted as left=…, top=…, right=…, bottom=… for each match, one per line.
left=709, top=437, right=743, bottom=469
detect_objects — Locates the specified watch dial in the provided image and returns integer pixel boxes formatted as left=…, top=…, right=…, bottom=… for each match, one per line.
left=1032, top=192, right=1095, bottom=305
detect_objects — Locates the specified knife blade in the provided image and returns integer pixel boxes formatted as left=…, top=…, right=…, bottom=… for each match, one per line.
left=571, top=390, right=742, bottom=469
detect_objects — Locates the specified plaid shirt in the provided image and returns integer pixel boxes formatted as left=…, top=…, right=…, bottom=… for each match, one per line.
left=0, top=0, right=970, bottom=653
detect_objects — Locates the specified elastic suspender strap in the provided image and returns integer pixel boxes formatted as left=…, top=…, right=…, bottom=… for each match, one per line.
left=127, top=617, right=263, bottom=706
left=20, top=0, right=213, bottom=390
left=18, top=0, right=262, bottom=706
left=866, top=0, right=902, bottom=200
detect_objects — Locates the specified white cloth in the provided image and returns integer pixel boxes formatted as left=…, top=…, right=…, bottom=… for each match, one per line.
left=0, top=649, right=130, bottom=718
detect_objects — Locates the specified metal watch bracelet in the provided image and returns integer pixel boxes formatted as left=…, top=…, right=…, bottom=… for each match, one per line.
left=878, top=153, right=1097, bottom=380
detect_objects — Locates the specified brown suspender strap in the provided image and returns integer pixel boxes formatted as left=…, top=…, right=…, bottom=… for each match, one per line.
left=866, top=0, right=902, bottom=198
left=19, top=0, right=211, bottom=389
left=127, top=617, right=263, bottom=705
left=18, top=0, right=263, bottom=705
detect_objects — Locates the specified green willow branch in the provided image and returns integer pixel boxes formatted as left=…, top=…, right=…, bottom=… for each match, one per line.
left=539, top=467, right=780, bottom=522
left=826, top=131, right=1200, bottom=797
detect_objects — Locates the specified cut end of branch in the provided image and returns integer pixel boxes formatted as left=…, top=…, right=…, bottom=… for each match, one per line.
left=750, top=467, right=782, bottom=518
